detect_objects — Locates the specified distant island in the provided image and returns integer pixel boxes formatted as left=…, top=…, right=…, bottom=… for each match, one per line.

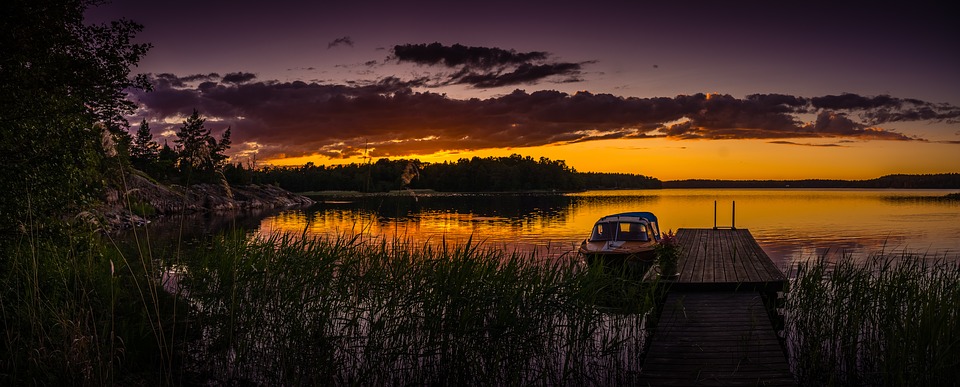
left=227, top=155, right=663, bottom=192
left=662, top=174, right=960, bottom=189
left=223, top=155, right=960, bottom=192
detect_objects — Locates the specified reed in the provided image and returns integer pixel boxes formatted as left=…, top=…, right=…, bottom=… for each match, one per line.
left=2, top=224, right=656, bottom=385
left=0, top=225, right=190, bottom=385
left=786, top=252, right=960, bottom=385
left=180, top=232, right=658, bottom=385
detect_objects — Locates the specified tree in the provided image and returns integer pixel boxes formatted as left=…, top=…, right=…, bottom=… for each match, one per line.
left=213, top=126, right=232, bottom=169
left=173, top=109, right=231, bottom=180
left=175, top=110, right=211, bottom=172
left=0, top=0, right=150, bottom=233
left=130, top=119, right=160, bottom=168
left=156, top=141, right=179, bottom=180
left=109, top=125, right=133, bottom=166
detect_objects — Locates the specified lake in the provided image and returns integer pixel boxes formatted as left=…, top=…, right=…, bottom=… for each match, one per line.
left=248, top=188, right=960, bottom=272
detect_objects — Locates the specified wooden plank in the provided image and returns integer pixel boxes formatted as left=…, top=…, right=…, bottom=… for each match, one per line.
left=689, top=229, right=705, bottom=282
left=639, top=291, right=795, bottom=386
left=704, top=229, right=718, bottom=282
left=720, top=229, right=733, bottom=282
left=731, top=230, right=761, bottom=282
left=743, top=230, right=770, bottom=282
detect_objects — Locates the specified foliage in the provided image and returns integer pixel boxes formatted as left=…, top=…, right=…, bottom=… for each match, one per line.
left=416, top=155, right=580, bottom=191
left=2, top=228, right=659, bottom=385
left=576, top=171, right=662, bottom=189
left=0, top=0, right=150, bottom=233
left=173, top=109, right=231, bottom=181
left=131, top=119, right=160, bottom=168
left=155, top=141, right=180, bottom=181
left=654, top=230, right=680, bottom=275
left=182, top=233, right=657, bottom=385
left=241, top=154, right=661, bottom=193
left=0, top=226, right=190, bottom=385
left=786, top=254, right=960, bottom=385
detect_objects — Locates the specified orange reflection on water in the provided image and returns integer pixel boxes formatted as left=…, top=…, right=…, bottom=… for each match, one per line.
left=257, top=189, right=960, bottom=269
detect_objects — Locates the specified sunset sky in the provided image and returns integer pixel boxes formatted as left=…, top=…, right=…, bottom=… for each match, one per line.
left=86, top=1, right=960, bottom=180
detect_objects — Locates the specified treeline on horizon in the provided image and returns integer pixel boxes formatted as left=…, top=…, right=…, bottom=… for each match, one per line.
left=663, top=173, right=960, bottom=189
left=224, top=154, right=663, bottom=192
left=224, top=156, right=960, bottom=193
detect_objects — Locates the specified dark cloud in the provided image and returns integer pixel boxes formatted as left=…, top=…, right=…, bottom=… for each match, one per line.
left=745, top=94, right=808, bottom=112
left=391, top=43, right=586, bottom=88
left=130, top=75, right=958, bottom=162
left=811, top=93, right=897, bottom=110
left=768, top=141, right=848, bottom=147
left=811, top=93, right=960, bottom=124
left=393, top=43, right=548, bottom=68
left=453, top=62, right=585, bottom=88
left=222, top=72, right=257, bottom=84
left=153, top=73, right=220, bottom=88
left=327, top=36, right=354, bottom=49
left=178, top=73, right=220, bottom=83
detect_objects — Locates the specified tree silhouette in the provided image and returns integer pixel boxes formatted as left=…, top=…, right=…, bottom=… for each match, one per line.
left=173, top=109, right=231, bottom=180
left=131, top=119, right=159, bottom=165
left=0, top=0, right=150, bottom=232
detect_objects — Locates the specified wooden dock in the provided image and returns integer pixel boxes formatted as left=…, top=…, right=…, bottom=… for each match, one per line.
left=639, top=228, right=794, bottom=386
left=647, top=228, right=787, bottom=293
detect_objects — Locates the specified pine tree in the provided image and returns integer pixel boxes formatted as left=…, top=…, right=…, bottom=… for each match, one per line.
left=212, top=126, right=231, bottom=169
left=156, top=140, right=178, bottom=180
left=130, top=119, right=159, bottom=164
left=174, top=109, right=212, bottom=172
left=174, top=110, right=231, bottom=180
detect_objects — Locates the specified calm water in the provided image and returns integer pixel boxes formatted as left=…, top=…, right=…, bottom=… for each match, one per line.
left=255, top=189, right=960, bottom=271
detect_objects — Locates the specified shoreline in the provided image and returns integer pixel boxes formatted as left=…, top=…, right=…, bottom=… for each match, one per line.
left=98, top=173, right=315, bottom=231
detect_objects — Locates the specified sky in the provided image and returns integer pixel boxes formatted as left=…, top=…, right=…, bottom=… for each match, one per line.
left=86, top=0, right=960, bottom=180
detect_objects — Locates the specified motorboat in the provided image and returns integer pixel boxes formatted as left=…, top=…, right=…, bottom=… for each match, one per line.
left=578, top=212, right=662, bottom=269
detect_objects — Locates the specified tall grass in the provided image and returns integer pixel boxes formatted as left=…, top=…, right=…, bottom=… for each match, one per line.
left=0, top=225, right=189, bottom=385
left=786, top=253, right=960, bottom=385
left=181, top=232, right=658, bottom=385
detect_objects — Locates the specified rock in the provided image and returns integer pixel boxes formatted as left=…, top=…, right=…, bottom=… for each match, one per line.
left=97, top=173, right=314, bottom=231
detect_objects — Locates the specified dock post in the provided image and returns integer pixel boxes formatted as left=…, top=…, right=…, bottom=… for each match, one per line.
left=732, top=200, right=736, bottom=230
left=713, top=200, right=717, bottom=229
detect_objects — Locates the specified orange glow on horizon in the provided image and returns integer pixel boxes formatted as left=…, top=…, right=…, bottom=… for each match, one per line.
left=259, top=138, right=959, bottom=181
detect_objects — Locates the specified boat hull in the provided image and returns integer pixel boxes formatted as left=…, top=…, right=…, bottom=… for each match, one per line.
left=579, top=243, right=657, bottom=275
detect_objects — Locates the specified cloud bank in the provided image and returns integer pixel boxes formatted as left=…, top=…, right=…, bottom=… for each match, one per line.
left=130, top=73, right=960, bottom=162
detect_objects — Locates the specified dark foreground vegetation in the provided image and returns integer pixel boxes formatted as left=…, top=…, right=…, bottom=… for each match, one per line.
left=787, top=254, right=960, bottom=385
left=3, top=231, right=659, bottom=385
left=5, top=228, right=959, bottom=385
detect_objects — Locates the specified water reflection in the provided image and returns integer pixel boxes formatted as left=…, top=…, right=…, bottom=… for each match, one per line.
left=257, top=189, right=960, bottom=271
left=125, top=189, right=960, bottom=272
left=259, top=193, right=591, bottom=257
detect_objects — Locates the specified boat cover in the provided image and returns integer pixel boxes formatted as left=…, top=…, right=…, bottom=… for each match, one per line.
left=596, top=212, right=662, bottom=241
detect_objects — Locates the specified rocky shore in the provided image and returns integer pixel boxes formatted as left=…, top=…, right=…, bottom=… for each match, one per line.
left=99, top=173, right=314, bottom=230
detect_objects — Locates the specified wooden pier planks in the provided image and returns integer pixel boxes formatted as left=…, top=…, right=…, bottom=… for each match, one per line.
left=638, top=291, right=795, bottom=386
left=638, top=228, right=795, bottom=385
left=665, top=228, right=787, bottom=292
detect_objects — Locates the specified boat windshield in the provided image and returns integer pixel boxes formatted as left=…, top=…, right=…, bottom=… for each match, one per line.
left=590, top=222, right=616, bottom=241
left=617, top=222, right=649, bottom=241
left=590, top=221, right=649, bottom=242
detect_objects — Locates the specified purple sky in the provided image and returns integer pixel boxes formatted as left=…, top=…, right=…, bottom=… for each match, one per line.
left=85, top=0, right=960, bottom=178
